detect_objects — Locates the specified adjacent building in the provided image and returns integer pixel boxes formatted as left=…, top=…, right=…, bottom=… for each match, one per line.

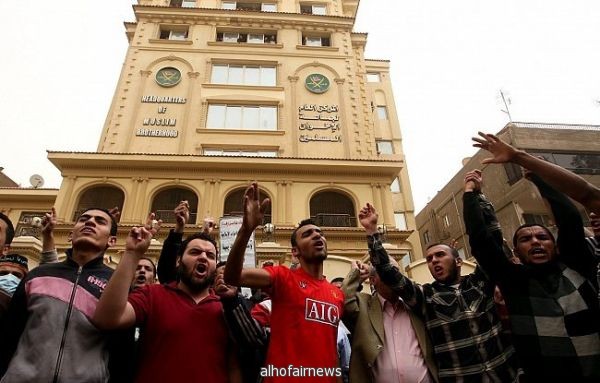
left=415, top=122, right=600, bottom=281
left=1, top=0, right=422, bottom=280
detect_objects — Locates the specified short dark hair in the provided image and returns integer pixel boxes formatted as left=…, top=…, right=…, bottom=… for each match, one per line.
left=331, top=277, right=344, bottom=284
left=0, top=212, right=15, bottom=245
left=178, top=232, right=218, bottom=258
left=291, top=219, right=317, bottom=247
left=426, top=242, right=460, bottom=258
left=216, top=261, right=227, bottom=269
left=512, top=223, right=555, bottom=247
left=79, top=207, right=118, bottom=236
left=139, top=257, right=156, bottom=276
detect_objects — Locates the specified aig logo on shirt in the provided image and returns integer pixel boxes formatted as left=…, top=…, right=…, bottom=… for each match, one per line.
left=305, top=298, right=339, bottom=327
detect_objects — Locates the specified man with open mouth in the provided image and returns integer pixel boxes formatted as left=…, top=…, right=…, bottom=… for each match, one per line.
left=131, top=257, right=156, bottom=291
left=359, top=196, right=517, bottom=383
left=464, top=169, right=600, bottom=382
left=94, top=229, right=240, bottom=383
left=224, top=182, right=344, bottom=383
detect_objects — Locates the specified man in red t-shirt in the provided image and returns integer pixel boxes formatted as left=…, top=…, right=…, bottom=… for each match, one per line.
left=94, top=228, right=240, bottom=383
left=224, top=182, right=344, bottom=383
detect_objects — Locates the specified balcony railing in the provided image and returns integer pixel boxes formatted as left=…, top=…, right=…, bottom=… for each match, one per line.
left=154, top=210, right=198, bottom=224
left=312, top=213, right=356, bottom=227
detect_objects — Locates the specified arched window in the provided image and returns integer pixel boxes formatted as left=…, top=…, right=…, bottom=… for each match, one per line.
left=151, top=187, right=198, bottom=224
left=73, top=186, right=125, bottom=221
left=224, top=188, right=272, bottom=224
left=310, top=190, right=356, bottom=227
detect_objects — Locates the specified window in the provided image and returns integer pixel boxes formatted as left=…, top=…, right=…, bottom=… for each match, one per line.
left=182, top=0, right=196, bottom=7
left=217, top=31, right=277, bottom=44
left=390, top=177, right=401, bottom=193
left=151, top=187, right=198, bottom=224
left=376, top=140, right=394, bottom=154
left=442, top=214, right=450, bottom=228
left=423, top=230, right=430, bottom=245
left=376, top=106, right=388, bottom=120
left=73, top=186, right=124, bottom=222
left=159, top=27, right=188, bottom=41
left=394, top=213, right=407, bottom=230
left=366, top=73, right=381, bottom=82
left=261, top=3, right=276, bottom=11
left=225, top=188, right=272, bottom=224
left=207, top=105, right=277, bottom=131
left=300, top=3, right=327, bottom=15
left=522, top=213, right=551, bottom=226
left=401, top=253, right=411, bottom=271
left=204, top=149, right=277, bottom=157
left=310, top=190, right=356, bottom=227
left=503, top=162, right=522, bottom=185
left=211, top=64, right=276, bottom=86
left=221, top=2, right=277, bottom=11
left=302, top=35, right=330, bottom=47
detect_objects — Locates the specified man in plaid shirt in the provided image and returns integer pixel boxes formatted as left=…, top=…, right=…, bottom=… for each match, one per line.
left=464, top=170, right=600, bottom=382
left=360, top=200, right=517, bottom=383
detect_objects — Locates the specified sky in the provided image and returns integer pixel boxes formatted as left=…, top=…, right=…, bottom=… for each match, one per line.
left=1, top=1, right=599, bottom=212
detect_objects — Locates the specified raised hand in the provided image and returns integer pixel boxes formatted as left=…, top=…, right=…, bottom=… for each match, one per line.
left=144, top=212, right=162, bottom=237
left=41, top=207, right=57, bottom=237
left=125, top=226, right=153, bottom=257
left=174, top=200, right=190, bottom=233
left=242, top=182, right=270, bottom=230
left=464, top=169, right=483, bottom=192
left=214, top=268, right=238, bottom=299
left=202, top=217, right=215, bottom=234
left=358, top=203, right=378, bottom=234
left=472, top=132, right=519, bottom=164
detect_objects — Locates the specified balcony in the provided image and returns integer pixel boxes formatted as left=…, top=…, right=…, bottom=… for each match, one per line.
left=312, top=213, right=356, bottom=228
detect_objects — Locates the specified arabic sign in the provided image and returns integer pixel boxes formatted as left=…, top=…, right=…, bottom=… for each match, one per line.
left=219, top=216, right=255, bottom=267
left=298, top=103, right=342, bottom=142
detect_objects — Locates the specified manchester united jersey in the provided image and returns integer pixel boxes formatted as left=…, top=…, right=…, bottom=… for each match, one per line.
left=262, top=265, right=344, bottom=382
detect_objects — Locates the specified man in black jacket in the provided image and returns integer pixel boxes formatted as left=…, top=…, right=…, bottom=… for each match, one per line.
left=463, top=169, right=600, bottom=382
left=0, top=208, right=131, bottom=383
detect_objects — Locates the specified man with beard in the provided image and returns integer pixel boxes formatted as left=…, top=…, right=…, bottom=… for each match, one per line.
left=224, top=182, right=344, bottom=383
left=93, top=231, right=240, bottom=383
left=362, top=198, right=518, bottom=383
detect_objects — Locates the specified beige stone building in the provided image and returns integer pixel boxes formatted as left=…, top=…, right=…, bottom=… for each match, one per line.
left=0, top=0, right=423, bottom=281
left=415, top=122, right=600, bottom=281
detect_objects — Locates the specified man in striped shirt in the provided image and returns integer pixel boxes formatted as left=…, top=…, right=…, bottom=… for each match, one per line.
left=360, top=201, right=517, bottom=383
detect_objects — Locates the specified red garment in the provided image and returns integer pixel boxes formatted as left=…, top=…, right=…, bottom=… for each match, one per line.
left=263, top=266, right=344, bottom=382
left=128, top=283, right=230, bottom=383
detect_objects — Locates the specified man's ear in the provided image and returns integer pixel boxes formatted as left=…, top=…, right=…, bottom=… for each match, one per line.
left=67, top=232, right=73, bottom=243
left=175, top=256, right=181, bottom=268
left=1, top=244, right=9, bottom=256
left=291, top=247, right=299, bottom=258
left=455, top=256, right=463, bottom=267
left=107, top=236, right=117, bottom=248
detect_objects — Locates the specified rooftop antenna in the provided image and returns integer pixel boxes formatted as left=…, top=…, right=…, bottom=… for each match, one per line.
left=498, top=89, right=513, bottom=122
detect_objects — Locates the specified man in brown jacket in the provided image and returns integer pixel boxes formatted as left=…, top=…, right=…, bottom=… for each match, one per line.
left=342, top=258, right=438, bottom=383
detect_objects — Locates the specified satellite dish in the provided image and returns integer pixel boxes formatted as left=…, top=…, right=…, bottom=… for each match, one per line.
left=29, top=174, right=45, bottom=189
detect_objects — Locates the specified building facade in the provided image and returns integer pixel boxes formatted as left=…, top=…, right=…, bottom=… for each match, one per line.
left=1, top=0, right=422, bottom=280
left=415, top=122, right=600, bottom=280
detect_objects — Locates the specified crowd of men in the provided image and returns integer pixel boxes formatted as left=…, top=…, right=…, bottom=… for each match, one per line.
left=0, top=132, right=598, bottom=382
